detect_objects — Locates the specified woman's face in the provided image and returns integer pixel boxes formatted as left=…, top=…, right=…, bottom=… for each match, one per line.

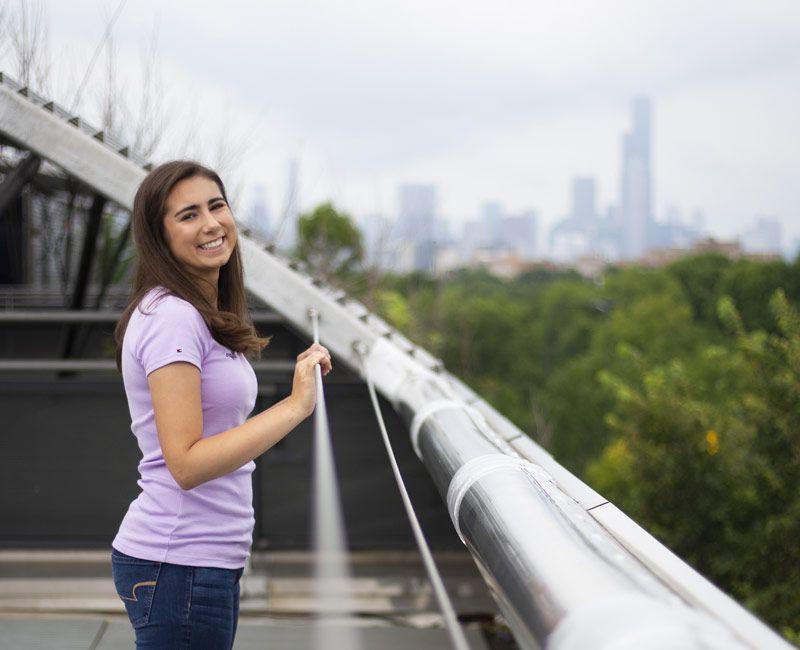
left=162, top=174, right=237, bottom=285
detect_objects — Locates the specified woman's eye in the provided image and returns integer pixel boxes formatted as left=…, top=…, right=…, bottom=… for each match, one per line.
left=212, top=202, right=226, bottom=210
left=181, top=213, right=196, bottom=221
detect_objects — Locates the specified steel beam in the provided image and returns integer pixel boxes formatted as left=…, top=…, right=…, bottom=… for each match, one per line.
left=0, top=152, right=41, bottom=214
left=59, top=194, right=106, bottom=362
left=0, top=83, right=145, bottom=208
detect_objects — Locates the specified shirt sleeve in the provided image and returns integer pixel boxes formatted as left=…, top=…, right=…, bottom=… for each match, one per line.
left=134, top=294, right=209, bottom=376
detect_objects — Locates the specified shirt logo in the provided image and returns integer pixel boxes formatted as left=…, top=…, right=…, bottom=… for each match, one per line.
left=226, top=351, right=237, bottom=359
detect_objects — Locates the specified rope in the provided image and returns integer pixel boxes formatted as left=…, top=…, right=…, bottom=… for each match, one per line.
left=354, top=342, right=472, bottom=650
left=308, top=309, right=363, bottom=649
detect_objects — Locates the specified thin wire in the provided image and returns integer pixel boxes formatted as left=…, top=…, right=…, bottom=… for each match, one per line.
left=355, top=343, right=472, bottom=650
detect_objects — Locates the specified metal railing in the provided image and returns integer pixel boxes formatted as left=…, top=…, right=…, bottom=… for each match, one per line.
left=0, top=71, right=150, bottom=169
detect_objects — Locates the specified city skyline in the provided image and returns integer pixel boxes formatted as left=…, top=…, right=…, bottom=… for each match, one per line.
left=245, top=95, right=790, bottom=266
left=21, top=1, right=800, bottom=249
left=246, top=168, right=791, bottom=265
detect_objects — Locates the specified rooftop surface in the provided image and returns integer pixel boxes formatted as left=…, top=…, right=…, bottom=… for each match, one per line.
left=0, top=550, right=499, bottom=649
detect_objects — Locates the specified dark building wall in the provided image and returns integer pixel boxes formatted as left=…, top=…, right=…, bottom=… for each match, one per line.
left=255, top=381, right=461, bottom=550
left=0, top=194, right=28, bottom=284
left=0, top=375, right=462, bottom=551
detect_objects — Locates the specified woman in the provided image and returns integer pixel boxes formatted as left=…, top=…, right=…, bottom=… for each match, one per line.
left=111, top=160, right=332, bottom=649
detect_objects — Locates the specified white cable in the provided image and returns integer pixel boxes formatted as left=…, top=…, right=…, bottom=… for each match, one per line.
left=307, top=308, right=363, bottom=650
left=355, top=342, right=472, bottom=650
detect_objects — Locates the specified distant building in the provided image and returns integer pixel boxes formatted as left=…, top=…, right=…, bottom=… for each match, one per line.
left=467, top=250, right=539, bottom=279
left=398, top=184, right=438, bottom=272
left=620, top=96, right=653, bottom=259
left=460, top=203, right=538, bottom=262
left=549, top=176, right=610, bottom=262
left=549, top=225, right=590, bottom=263
left=788, top=237, right=800, bottom=261
left=691, top=237, right=745, bottom=259
left=547, top=98, right=708, bottom=263
left=273, top=158, right=299, bottom=251
left=433, top=245, right=462, bottom=276
left=503, top=210, right=538, bottom=260
left=358, top=212, right=395, bottom=269
left=481, top=202, right=505, bottom=247
left=248, top=184, right=271, bottom=239
left=571, top=177, right=598, bottom=225
left=629, top=237, right=781, bottom=269
left=741, top=217, right=782, bottom=255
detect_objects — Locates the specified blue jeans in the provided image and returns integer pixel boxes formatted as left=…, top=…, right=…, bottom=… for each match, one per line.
left=111, top=547, right=244, bottom=649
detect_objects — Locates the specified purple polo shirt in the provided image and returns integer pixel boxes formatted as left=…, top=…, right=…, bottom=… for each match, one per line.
left=112, top=286, right=258, bottom=569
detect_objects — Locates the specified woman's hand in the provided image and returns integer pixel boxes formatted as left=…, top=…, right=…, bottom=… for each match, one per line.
left=289, top=343, right=333, bottom=418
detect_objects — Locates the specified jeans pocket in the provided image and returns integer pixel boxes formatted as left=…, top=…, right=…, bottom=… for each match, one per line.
left=112, top=556, right=162, bottom=628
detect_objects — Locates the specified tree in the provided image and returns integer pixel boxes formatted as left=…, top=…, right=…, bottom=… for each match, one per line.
left=587, top=290, right=800, bottom=639
left=719, top=259, right=800, bottom=332
left=667, top=252, right=732, bottom=327
left=295, top=202, right=364, bottom=284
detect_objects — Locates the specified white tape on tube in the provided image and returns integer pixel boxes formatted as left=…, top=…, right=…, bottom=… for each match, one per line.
left=409, top=399, right=486, bottom=459
left=446, top=454, right=537, bottom=543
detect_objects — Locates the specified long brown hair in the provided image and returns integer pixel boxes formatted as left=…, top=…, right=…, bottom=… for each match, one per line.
left=114, top=160, right=270, bottom=371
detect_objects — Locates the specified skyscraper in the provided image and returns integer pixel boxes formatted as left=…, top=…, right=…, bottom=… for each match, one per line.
left=398, top=184, right=438, bottom=272
left=480, top=201, right=505, bottom=247
left=742, top=217, right=782, bottom=255
left=620, top=96, right=653, bottom=258
left=274, top=158, right=299, bottom=251
left=503, top=211, right=538, bottom=260
left=248, top=184, right=271, bottom=239
left=571, top=177, right=598, bottom=225
left=548, top=176, right=601, bottom=262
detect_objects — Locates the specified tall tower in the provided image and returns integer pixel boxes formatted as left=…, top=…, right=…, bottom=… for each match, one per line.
left=274, top=158, right=299, bottom=251
left=249, top=184, right=271, bottom=239
left=571, top=177, right=597, bottom=225
left=398, top=184, right=437, bottom=272
left=620, top=97, right=653, bottom=258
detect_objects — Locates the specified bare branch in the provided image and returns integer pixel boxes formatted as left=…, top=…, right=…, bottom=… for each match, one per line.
left=96, top=24, right=123, bottom=137
left=209, top=108, right=261, bottom=211
left=0, top=4, right=9, bottom=65
left=70, top=0, right=127, bottom=112
left=7, top=0, right=51, bottom=93
left=128, top=18, right=166, bottom=159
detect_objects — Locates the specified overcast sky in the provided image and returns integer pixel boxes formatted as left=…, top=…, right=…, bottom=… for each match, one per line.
left=12, top=1, right=800, bottom=245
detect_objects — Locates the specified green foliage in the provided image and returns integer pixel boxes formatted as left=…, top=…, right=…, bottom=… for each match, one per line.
left=368, top=251, right=800, bottom=638
left=295, top=202, right=364, bottom=282
left=719, top=259, right=800, bottom=332
left=375, top=289, right=412, bottom=333
left=588, top=291, right=800, bottom=634
left=667, top=252, right=732, bottom=326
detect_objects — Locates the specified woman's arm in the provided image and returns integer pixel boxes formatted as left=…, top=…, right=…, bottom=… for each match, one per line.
left=148, top=345, right=331, bottom=491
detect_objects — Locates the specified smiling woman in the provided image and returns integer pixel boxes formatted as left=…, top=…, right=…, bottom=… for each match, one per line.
left=162, top=174, right=238, bottom=299
left=110, top=160, right=332, bottom=649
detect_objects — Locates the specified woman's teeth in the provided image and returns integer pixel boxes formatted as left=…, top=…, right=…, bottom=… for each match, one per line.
left=199, top=237, right=224, bottom=250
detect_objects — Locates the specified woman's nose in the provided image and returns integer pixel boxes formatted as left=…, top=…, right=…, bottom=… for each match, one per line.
left=200, top=209, right=223, bottom=231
